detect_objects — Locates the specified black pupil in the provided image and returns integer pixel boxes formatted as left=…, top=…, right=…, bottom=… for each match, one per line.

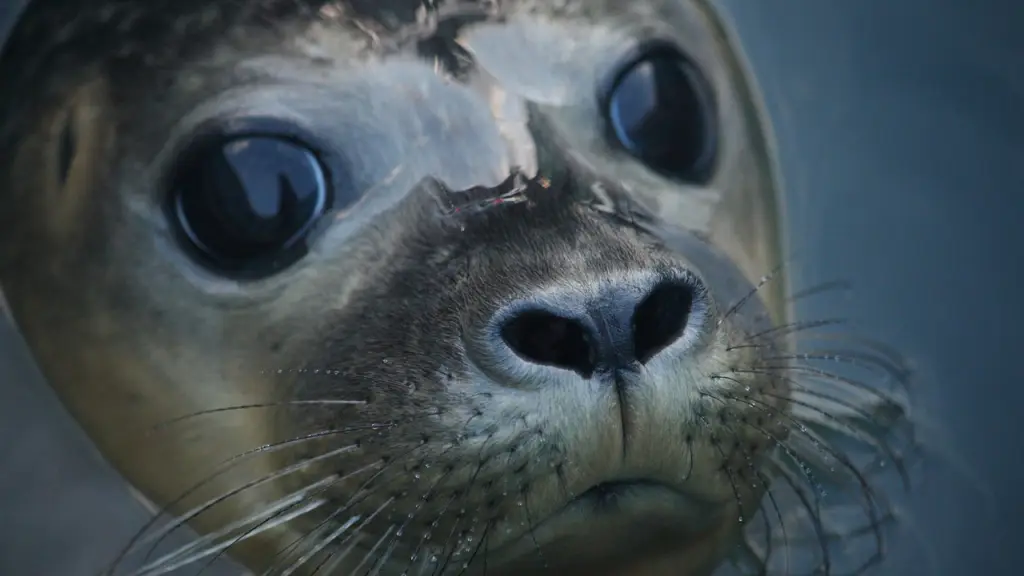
left=175, top=136, right=327, bottom=263
left=607, top=48, right=715, bottom=181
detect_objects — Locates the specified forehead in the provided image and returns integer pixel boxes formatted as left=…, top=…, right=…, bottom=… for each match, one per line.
left=1, top=0, right=729, bottom=103
left=0, top=0, right=741, bottom=206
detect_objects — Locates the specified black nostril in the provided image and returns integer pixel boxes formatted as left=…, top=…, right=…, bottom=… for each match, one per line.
left=633, top=281, right=694, bottom=364
left=495, top=279, right=697, bottom=380
left=500, top=310, right=597, bottom=378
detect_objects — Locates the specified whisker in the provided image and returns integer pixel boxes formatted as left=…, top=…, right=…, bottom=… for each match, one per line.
left=428, top=487, right=475, bottom=576
left=150, top=400, right=368, bottom=433
left=731, top=318, right=849, bottom=349
left=757, top=386, right=910, bottom=488
left=129, top=498, right=325, bottom=576
left=718, top=260, right=788, bottom=328
left=696, top=413, right=747, bottom=525
left=279, top=514, right=362, bottom=576
left=764, top=458, right=833, bottom=575
left=382, top=462, right=463, bottom=576
left=759, top=350, right=911, bottom=391
left=262, top=441, right=429, bottom=574
left=454, top=520, right=493, bottom=576
left=757, top=471, right=790, bottom=576
left=202, top=458, right=388, bottom=576
left=303, top=497, right=396, bottom=575
left=520, top=484, right=549, bottom=572
left=407, top=425, right=506, bottom=576
left=786, top=279, right=853, bottom=303
left=366, top=527, right=405, bottom=576
left=721, top=391, right=891, bottom=574
left=792, top=380, right=904, bottom=428
left=770, top=334, right=912, bottom=379
left=111, top=423, right=394, bottom=572
left=133, top=439, right=364, bottom=566
left=308, top=534, right=360, bottom=576
left=708, top=417, right=775, bottom=576
left=683, top=433, right=695, bottom=482
left=726, top=389, right=883, bottom=492
left=736, top=366, right=905, bottom=418
left=341, top=523, right=397, bottom=576
left=132, top=476, right=336, bottom=573
left=714, top=370, right=910, bottom=488
left=700, top=391, right=831, bottom=572
left=426, top=452, right=501, bottom=576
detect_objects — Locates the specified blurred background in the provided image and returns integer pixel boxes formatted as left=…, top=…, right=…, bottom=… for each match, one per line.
left=1, top=0, right=1021, bottom=574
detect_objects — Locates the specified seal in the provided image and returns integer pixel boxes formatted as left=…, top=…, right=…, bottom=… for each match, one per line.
left=0, top=1, right=917, bottom=574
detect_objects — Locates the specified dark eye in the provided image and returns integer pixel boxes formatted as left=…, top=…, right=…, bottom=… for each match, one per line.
left=168, top=122, right=332, bottom=276
left=602, top=41, right=717, bottom=182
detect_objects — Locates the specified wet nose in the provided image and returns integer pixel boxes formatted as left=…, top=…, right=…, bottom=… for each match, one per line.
left=495, top=276, right=699, bottom=378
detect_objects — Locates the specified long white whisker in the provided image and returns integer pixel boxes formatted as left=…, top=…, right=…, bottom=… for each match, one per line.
left=132, top=499, right=326, bottom=576
left=136, top=475, right=338, bottom=570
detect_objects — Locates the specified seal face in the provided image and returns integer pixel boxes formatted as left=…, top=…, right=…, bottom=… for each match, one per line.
left=0, top=1, right=916, bottom=575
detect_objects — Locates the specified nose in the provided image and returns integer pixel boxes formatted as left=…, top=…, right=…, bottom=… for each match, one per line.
left=496, top=276, right=699, bottom=378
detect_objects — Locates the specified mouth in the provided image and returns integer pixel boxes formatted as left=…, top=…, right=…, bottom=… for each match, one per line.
left=486, top=479, right=726, bottom=570
left=570, top=479, right=681, bottom=512
left=555, top=479, right=724, bottom=527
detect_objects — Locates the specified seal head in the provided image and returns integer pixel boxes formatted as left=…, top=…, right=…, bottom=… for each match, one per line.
left=0, top=1, right=915, bottom=574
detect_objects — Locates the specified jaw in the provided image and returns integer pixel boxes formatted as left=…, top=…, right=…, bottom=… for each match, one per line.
left=457, top=483, right=743, bottom=576
left=490, top=526, right=739, bottom=576
left=287, top=493, right=741, bottom=576
left=428, top=479, right=741, bottom=573
left=329, top=479, right=747, bottom=576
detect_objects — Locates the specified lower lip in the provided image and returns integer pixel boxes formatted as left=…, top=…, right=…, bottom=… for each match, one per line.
left=573, top=480, right=675, bottom=510
left=533, top=479, right=719, bottom=537
left=486, top=480, right=722, bottom=569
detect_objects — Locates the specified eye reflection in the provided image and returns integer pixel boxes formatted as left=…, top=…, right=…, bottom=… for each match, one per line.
left=604, top=42, right=718, bottom=183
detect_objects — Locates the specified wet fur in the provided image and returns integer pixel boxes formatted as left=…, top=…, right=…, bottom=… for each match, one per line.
left=0, top=1, right=918, bottom=575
